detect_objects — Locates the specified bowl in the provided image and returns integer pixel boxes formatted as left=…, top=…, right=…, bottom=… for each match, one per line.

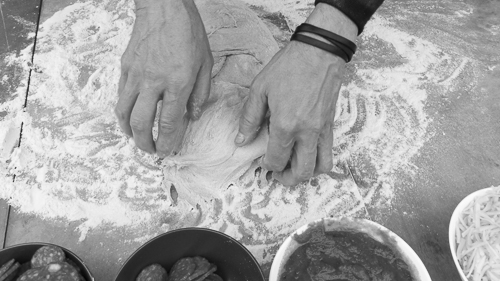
left=269, top=217, right=431, bottom=281
left=0, top=242, right=94, bottom=281
left=114, top=228, right=265, bottom=281
left=449, top=187, right=497, bottom=281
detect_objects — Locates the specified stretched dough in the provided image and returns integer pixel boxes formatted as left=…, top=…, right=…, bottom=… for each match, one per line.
left=163, top=0, right=278, bottom=207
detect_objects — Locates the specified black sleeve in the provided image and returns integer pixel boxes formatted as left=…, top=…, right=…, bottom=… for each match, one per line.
left=314, top=0, right=385, bottom=34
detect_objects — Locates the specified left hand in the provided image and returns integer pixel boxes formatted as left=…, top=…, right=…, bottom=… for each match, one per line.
left=115, top=0, right=213, bottom=157
left=234, top=4, right=357, bottom=186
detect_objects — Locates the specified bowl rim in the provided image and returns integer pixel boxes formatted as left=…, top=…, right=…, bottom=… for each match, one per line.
left=0, top=242, right=95, bottom=281
left=449, top=186, right=495, bottom=281
left=269, top=217, right=432, bottom=281
left=115, top=227, right=265, bottom=280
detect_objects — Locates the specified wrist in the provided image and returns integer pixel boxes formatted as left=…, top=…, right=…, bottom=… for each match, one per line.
left=304, top=3, right=357, bottom=43
left=134, top=0, right=191, bottom=18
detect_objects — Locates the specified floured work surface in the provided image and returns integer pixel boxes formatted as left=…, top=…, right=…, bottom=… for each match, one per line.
left=0, top=0, right=367, bottom=262
left=0, top=0, right=479, bottom=273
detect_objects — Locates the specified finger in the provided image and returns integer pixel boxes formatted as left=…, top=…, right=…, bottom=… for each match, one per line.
left=315, top=123, right=334, bottom=176
left=156, top=85, right=193, bottom=158
left=130, top=89, right=161, bottom=154
left=170, top=113, right=189, bottom=155
left=235, top=83, right=267, bottom=146
left=274, top=133, right=318, bottom=186
left=187, top=62, right=212, bottom=120
left=262, top=125, right=294, bottom=172
left=115, top=73, right=140, bottom=136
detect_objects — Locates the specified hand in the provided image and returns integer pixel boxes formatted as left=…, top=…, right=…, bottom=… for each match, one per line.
left=235, top=4, right=357, bottom=186
left=115, top=0, right=213, bottom=157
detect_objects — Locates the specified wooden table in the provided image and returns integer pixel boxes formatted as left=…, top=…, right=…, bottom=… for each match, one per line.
left=1, top=0, right=499, bottom=280
left=0, top=0, right=42, bottom=250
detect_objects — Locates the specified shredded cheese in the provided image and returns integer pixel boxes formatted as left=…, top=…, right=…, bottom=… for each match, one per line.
left=456, top=187, right=500, bottom=281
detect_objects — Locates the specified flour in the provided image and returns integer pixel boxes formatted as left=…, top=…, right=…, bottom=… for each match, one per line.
left=0, top=0, right=466, bottom=264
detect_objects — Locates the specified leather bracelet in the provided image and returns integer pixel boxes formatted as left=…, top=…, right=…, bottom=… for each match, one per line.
left=292, top=23, right=356, bottom=62
left=296, top=23, right=356, bottom=54
left=291, top=33, right=349, bottom=63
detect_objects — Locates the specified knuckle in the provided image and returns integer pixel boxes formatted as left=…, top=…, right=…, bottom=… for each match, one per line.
left=272, top=120, right=297, bottom=136
left=175, top=63, right=195, bottom=76
left=158, top=120, right=176, bottom=134
left=127, top=67, right=141, bottom=80
left=300, top=119, right=322, bottom=133
left=169, top=74, right=192, bottom=90
left=310, top=124, right=323, bottom=134
left=130, top=118, right=149, bottom=133
left=143, top=68, right=165, bottom=82
left=240, top=114, right=257, bottom=131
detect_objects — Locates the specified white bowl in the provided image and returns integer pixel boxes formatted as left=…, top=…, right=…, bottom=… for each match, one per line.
left=270, top=217, right=432, bottom=281
left=449, top=187, right=495, bottom=281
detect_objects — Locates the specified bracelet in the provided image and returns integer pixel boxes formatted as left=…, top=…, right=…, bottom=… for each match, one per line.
left=291, top=23, right=357, bottom=63
left=296, top=23, right=356, bottom=54
left=290, top=33, right=349, bottom=63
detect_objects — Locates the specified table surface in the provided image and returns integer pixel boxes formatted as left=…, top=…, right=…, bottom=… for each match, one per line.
left=1, top=0, right=499, bottom=280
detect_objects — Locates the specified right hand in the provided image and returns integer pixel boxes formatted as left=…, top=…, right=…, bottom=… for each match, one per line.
left=115, top=0, right=213, bottom=157
left=235, top=4, right=358, bottom=186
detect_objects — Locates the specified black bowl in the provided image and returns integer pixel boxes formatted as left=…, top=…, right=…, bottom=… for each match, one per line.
left=115, top=228, right=265, bottom=281
left=0, top=242, right=94, bottom=281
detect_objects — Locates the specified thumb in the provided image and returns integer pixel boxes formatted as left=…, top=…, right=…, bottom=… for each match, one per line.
left=235, top=86, right=267, bottom=147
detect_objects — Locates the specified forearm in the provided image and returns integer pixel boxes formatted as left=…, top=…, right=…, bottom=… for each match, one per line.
left=314, top=0, right=385, bottom=34
left=297, top=1, right=383, bottom=61
left=305, top=3, right=358, bottom=42
left=133, top=0, right=197, bottom=19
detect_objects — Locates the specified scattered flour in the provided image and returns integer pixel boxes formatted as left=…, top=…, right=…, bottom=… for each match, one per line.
left=0, top=0, right=469, bottom=263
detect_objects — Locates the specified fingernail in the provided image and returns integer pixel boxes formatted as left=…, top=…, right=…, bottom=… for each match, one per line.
left=235, top=133, right=245, bottom=145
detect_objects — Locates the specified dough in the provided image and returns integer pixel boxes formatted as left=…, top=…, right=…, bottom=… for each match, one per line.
left=163, top=0, right=278, bottom=207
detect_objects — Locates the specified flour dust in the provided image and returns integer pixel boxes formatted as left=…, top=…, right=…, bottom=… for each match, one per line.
left=0, top=0, right=467, bottom=264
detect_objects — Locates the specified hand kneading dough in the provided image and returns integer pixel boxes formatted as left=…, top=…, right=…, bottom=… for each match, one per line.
left=163, top=0, right=278, bottom=207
